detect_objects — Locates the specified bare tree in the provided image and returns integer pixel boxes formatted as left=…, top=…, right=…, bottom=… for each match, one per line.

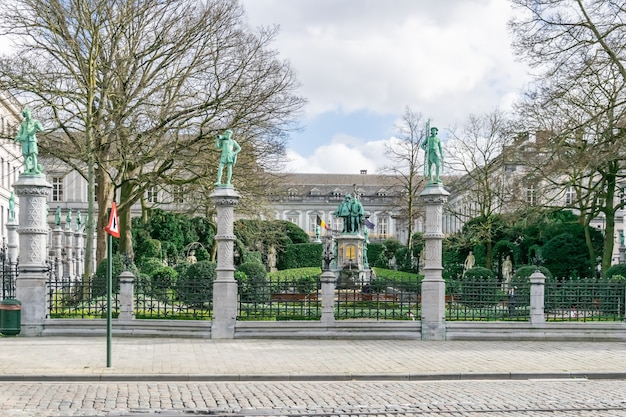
left=510, top=0, right=626, bottom=272
left=0, top=0, right=305, bottom=265
left=380, top=107, right=427, bottom=249
left=445, top=109, right=513, bottom=268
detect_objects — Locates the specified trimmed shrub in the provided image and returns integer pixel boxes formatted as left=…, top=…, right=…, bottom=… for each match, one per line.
left=605, top=264, right=626, bottom=280
left=277, top=243, right=323, bottom=270
left=139, top=258, right=167, bottom=277
left=149, top=266, right=178, bottom=300
left=92, top=254, right=139, bottom=297
left=176, top=260, right=216, bottom=307
left=542, top=233, right=592, bottom=278
left=237, top=261, right=270, bottom=303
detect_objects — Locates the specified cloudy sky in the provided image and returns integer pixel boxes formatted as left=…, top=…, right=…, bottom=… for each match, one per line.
left=240, top=0, right=531, bottom=174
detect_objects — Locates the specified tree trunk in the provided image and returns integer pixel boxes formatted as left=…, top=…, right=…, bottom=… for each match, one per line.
left=118, top=180, right=135, bottom=260
left=95, top=166, right=115, bottom=264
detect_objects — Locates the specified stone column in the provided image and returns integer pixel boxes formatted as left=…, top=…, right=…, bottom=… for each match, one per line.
left=74, top=230, right=83, bottom=278
left=13, top=174, right=52, bottom=336
left=320, top=271, right=336, bottom=325
left=6, top=220, right=18, bottom=263
left=118, top=270, right=135, bottom=321
left=64, top=228, right=74, bottom=280
left=529, top=270, right=546, bottom=325
left=52, top=226, right=63, bottom=280
left=419, top=184, right=450, bottom=341
left=210, top=186, right=240, bottom=339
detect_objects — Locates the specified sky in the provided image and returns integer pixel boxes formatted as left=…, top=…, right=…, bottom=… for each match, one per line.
left=240, top=0, right=531, bottom=174
left=0, top=0, right=531, bottom=175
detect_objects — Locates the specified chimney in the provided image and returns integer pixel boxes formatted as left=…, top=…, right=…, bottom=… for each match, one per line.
left=360, top=170, right=367, bottom=175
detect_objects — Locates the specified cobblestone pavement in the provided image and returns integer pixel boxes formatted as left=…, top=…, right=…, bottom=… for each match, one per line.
left=1, top=338, right=626, bottom=379
left=1, top=338, right=626, bottom=416
left=1, top=379, right=626, bottom=416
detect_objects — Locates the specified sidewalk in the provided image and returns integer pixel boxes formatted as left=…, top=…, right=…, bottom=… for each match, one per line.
left=1, top=337, right=625, bottom=381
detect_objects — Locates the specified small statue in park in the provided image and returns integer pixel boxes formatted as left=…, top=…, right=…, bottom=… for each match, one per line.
left=421, top=125, right=443, bottom=184
left=502, top=255, right=513, bottom=290
left=14, top=108, right=43, bottom=174
left=65, top=208, right=72, bottom=231
left=8, top=191, right=15, bottom=221
left=349, top=195, right=364, bottom=232
left=315, top=224, right=321, bottom=240
left=463, top=250, right=475, bottom=276
left=55, top=206, right=61, bottom=226
left=215, top=129, right=241, bottom=186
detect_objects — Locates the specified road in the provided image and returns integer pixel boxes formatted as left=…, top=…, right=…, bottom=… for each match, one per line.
left=2, top=379, right=626, bottom=416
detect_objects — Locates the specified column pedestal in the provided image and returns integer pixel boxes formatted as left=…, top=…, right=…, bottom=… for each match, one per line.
left=419, top=184, right=450, bottom=341
left=13, top=174, right=52, bottom=336
left=210, top=186, right=240, bottom=339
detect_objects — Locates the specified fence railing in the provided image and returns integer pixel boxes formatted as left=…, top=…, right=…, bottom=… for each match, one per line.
left=0, top=258, right=17, bottom=300
left=44, top=271, right=626, bottom=323
left=445, top=278, right=529, bottom=321
left=238, top=275, right=420, bottom=321
left=545, top=278, right=626, bottom=322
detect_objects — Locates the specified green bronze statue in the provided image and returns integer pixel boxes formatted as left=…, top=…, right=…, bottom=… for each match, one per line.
left=421, top=124, right=443, bottom=184
left=215, top=129, right=241, bottom=186
left=14, top=108, right=43, bottom=174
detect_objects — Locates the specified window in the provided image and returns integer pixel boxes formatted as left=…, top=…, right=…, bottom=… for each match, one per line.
left=146, top=186, right=158, bottom=203
left=52, top=177, right=64, bottom=202
left=526, top=185, right=537, bottom=205
left=333, top=217, right=342, bottom=232
left=565, top=186, right=574, bottom=205
left=287, top=215, right=299, bottom=225
left=172, top=186, right=184, bottom=204
left=309, top=215, right=317, bottom=234
left=505, top=164, right=516, bottom=173
left=378, top=217, right=388, bottom=238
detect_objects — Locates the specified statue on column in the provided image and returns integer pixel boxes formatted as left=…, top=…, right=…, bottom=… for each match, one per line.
left=55, top=206, right=61, bottom=226
left=14, top=108, right=43, bottom=174
left=421, top=123, right=443, bottom=184
left=65, top=208, right=72, bottom=231
left=8, top=191, right=15, bottom=221
left=215, top=129, right=241, bottom=186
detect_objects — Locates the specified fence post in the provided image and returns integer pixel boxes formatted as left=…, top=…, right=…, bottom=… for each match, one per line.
left=529, top=270, right=546, bottom=325
left=320, top=271, right=336, bottom=324
left=118, top=270, right=135, bottom=321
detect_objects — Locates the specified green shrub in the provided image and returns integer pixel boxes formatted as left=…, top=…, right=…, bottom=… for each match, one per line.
left=277, top=243, right=323, bottom=270
left=605, top=264, right=626, bottom=280
left=176, top=260, right=216, bottom=307
left=237, top=261, right=270, bottom=303
left=268, top=267, right=322, bottom=280
left=139, top=258, right=166, bottom=277
left=149, top=266, right=178, bottom=300
left=92, top=254, right=139, bottom=297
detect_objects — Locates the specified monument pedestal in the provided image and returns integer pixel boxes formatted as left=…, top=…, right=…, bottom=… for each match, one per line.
left=13, top=174, right=52, bottom=336
left=210, top=186, right=240, bottom=339
left=419, top=184, right=449, bottom=341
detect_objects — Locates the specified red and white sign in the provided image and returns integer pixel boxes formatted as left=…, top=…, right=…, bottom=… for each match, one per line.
left=104, top=201, right=120, bottom=238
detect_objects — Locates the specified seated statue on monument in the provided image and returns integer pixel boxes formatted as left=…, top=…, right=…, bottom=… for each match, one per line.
left=14, top=108, right=43, bottom=175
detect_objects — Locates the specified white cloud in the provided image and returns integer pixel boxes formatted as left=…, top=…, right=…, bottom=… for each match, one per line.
left=283, top=134, right=393, bottom=174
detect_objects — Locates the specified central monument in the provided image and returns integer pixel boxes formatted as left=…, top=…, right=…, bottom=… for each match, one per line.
left=331, top=191, right=371, bottom=287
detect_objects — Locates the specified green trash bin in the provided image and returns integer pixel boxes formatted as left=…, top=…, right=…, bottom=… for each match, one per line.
left=0, top=299, right=21, bottom=336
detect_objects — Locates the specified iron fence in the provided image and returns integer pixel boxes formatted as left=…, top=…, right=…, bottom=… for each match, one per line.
left=545, top=278, right=626, bottom=322
left=238, top=274, right=321, bottom=320
left=48, top=277, right=119, bottom=318
left=335, top=276, right=419, bottom=320
left=134, top=274, right=212, bottom=319
left=445, top=277, right=530, bottom=321
left=238, top=274, right=420, bottom=321
left=0, top=257, right=17, bottom=300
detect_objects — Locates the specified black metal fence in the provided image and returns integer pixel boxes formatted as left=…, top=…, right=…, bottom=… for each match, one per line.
left=44, top=271, right=626, bottom=322
left=238, top=274, right=420, bottom=321
left=545, top=278, right=626, bottom=322
left=0, top=257, right=18, bottom=300
left=445, top=277, right=529, bottom=321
